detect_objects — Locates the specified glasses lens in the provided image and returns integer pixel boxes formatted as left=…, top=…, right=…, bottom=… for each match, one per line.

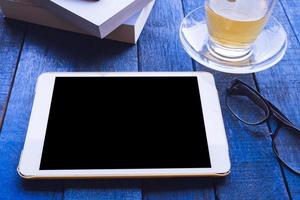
left=226, top=84, right=268, bottom=124
left=274, top=126, right=300, bottom=173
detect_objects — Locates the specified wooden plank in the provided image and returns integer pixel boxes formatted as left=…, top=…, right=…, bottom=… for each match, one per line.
left=143, top=178, right=214, bottom=200
left=0, top=24, right=141, bottom=199
left=138, top=0, right=192, bottom=71
left=280, top=0, right=300, bottom=43
left=0, top=11, right=26, bottom=130
left=254, top=1, right=300, bottom=199
left=138, top=0, right=215, bottom=199
left=180, top=1, right=290, bottom=199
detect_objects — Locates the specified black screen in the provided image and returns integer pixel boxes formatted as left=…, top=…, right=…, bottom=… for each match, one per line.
left=40, top=77, right=211, bottom=170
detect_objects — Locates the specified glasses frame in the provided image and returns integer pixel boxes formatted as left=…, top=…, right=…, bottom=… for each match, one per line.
left=226, top=79, right=300, bottom=175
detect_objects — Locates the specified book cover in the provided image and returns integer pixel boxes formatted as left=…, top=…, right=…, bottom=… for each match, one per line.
left=39, top=0, right=153, bottom=38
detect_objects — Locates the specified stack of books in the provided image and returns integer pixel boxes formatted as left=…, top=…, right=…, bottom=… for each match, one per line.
left=0, top=0, right=155, bottom=43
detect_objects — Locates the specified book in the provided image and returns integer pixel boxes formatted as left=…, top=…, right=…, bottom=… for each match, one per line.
left=0, top=0, right=155, bottom=43
left=38, top=0, right=153, bottom=38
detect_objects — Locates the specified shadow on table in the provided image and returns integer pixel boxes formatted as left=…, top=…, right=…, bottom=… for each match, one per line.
left=3, top=19, right=138, bottom=72
left=28, top=23, right=137, bottom=69
left=143, top=177, right=222, bottom=188
left=20, top=177, right=227, bottom=192
left=21, top=179, right=140, bottom=191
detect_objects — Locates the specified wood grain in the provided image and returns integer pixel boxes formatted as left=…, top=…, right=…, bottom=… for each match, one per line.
left=0, top=24, right=140, bottom=199
left=138, top=0, right=192, bottom=71
left=143, top=178, right=214, bottom=200
left=0, top=12, right=26, bottom=130
left=280, top=0, right=300, bottom=43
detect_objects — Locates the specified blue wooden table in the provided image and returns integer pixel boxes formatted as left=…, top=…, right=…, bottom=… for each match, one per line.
left=0, top=0, right=299, bottom=199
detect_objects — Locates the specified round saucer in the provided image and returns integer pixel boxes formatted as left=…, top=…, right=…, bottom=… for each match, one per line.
left=179, top=7, right=288, bottom=74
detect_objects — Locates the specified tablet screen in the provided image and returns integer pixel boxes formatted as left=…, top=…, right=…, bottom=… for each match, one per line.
left=40, top=77, right=211, bottom=170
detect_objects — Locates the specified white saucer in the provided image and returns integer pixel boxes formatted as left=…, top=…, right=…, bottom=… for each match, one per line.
left=179, top=7, right=288, bottom=74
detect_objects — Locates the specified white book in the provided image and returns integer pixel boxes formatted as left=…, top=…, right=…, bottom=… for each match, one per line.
left=0, top=0, right=155, bottom=43
left=39, top=0, right=153, bottom=38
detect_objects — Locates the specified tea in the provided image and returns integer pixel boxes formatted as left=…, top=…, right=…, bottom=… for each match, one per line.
left=206, top=0, right=269, bottom=48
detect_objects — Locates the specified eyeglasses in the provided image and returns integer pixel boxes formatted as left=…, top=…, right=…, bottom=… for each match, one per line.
left=226, top=79, right=300, bottom=175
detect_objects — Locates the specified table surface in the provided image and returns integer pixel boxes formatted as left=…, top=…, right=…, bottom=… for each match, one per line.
left=0, top=0, right=299, bottom=199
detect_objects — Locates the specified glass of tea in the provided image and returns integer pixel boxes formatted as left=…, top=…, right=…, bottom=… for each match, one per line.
left=179, top=0, right=287, bottom=73
left=205, top=0, right=277, bottom=61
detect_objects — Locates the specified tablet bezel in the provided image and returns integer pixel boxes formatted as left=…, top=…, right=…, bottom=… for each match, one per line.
left=18, top=72, right=230, bottom=179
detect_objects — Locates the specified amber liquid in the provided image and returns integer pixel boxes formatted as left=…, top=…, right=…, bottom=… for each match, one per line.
left=206, top=0, right=269, bottom=48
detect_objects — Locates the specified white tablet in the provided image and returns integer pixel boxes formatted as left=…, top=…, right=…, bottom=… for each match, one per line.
left=18, top=72, right=230, bottom=179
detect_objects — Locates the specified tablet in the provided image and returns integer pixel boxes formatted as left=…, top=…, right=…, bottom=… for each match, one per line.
left=18, top=72, right=230, bottom=179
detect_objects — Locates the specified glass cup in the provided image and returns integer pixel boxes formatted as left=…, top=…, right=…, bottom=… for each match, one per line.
left=205, top=0, right=277, bottom=61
